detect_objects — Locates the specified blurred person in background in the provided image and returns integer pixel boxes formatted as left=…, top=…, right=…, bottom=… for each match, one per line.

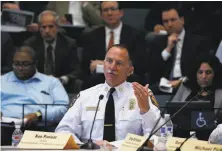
left=146, top=5, right=211, bottom=94
left=1, top=46, right=69, bottom=130
left=24, top=10, right=82, bottom=93
left=172, top=54, right=222, bottom=140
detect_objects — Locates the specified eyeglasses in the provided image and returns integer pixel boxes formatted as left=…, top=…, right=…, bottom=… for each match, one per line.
left=12, top=61, right=35, bottom=69
left=197, top=70, right=213, bottom=75
left=102, top=7, right=119, bottom=13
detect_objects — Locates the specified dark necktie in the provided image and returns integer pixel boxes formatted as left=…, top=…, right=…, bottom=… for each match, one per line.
left=103, top=88, right=116, bottom=141
left=46, top=44, right=54, bottom=74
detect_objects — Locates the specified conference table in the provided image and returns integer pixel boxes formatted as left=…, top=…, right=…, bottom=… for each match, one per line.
left=1, top=146, right=118, bottom=151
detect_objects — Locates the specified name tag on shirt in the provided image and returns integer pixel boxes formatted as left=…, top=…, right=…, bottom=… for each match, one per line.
left=86, top=106, right=99, bottom=111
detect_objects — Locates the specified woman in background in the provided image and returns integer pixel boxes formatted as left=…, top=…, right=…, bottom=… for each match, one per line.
left=171, top=54, right=222, bottom=140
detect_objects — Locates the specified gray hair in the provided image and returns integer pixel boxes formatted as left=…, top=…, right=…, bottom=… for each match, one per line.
left=107, top=44, right=133, bottom=66
left=15, top=46, right=37, bottom=63
left=37, top=10, right=59, bottom=25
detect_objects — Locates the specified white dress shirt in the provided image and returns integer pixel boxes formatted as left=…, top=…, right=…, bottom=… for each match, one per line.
left=55, top=81, right=164, bottom=144
left=105, top=22, right=123, bottom=50
left=208, top=124, right=222, bottom=144
left=68, top=1, right=86, bottom=27
left=161, top=29, right=185, bottom=78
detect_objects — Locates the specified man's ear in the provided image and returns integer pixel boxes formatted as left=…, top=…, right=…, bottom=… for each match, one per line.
left=119, top=9, right=124, bottom=18
left=128, top=66, right=134, bottom=76
left=180, top=16, right=185, bottom=25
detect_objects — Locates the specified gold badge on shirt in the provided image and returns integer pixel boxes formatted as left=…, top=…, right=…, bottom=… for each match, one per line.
left=129, top=98, right=136, bottom=110
left=86, top=106, right=99, bottom=111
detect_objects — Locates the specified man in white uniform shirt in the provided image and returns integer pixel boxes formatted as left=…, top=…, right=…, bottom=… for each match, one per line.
left=55, top=44, right=164, bottom=145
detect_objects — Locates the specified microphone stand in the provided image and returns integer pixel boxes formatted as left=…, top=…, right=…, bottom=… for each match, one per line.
left=80, top=95, right=104, bottom=150
left=137, top=89, right=204, bottom=151
left=137, top=94, right=175, bottom=151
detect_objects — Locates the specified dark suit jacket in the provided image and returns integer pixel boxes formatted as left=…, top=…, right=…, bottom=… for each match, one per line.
left=1, top=32, right=15, bottom=74
left=24, top=33, right=82, bottom=82
left=147, top=32, right=211, bottom=85
left=81, top=24, right=146, bottom=88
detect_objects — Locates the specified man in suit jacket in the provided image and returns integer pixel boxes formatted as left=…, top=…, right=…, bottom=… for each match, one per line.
left=81, top=1, right=146, bottom=89
left=47, top=1, right=102, bottom=28
left=147, top=6, right=211, bottom=94
left=24, top=10, right=82, bottom=93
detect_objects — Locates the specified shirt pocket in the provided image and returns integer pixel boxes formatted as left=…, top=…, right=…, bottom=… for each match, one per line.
left=81, top=108, right=105, bottom=133
left=118, top=109, right=142, bottom=135
left=81, top=109, right=104, bottom=121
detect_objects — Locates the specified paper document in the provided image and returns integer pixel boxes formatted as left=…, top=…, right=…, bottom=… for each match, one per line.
left=1, top=116, right=27, bottom=125
left=159, top=30, right=168, bottom=35
left=159, top=77, right=173, bottom=93
left=110, top=140, right=123, bottom=148
left=96, top=64, right=104, bottom=73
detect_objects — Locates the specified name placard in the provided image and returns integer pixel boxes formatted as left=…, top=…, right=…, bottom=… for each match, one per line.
left=166, top=137, right=222, bottom=151
left=17, top=130, right=79, bottom=149
left=119, top=133, right=147, bottom=151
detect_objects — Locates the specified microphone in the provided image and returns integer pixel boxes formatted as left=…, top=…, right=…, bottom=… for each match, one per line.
left=80, top=95, right=104, bottom=150
left=137, top=89, right=204, bottom=151
left=137, top=94, right=175, bottom=151
left=176, top=107, right=219, bottom=151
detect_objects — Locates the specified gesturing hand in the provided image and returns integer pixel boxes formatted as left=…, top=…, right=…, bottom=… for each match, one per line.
left=132, top=82, right=151, bottom=113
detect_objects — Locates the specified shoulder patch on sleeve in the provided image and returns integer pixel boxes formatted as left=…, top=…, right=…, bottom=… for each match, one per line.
left=69, top=93, right=80, bottom=108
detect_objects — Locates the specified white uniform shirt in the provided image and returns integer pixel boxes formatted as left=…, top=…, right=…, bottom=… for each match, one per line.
left=208, top=124, right=222, bottom=144
left=55, top=81, right=164, bottom=143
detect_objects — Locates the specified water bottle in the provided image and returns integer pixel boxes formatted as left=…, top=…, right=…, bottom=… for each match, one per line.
left=164, top=114, right=173, bottom=138
left=153, top=136, right=167, bottom=151
left=12, top=125, right=23, bottom=146
left=160, top=125, right=166, bottom=137
left=190, top=131, right=197, bottom=139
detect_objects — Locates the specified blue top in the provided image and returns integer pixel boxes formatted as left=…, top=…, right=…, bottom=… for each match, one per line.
left=1, top=71, right=69, bottom=123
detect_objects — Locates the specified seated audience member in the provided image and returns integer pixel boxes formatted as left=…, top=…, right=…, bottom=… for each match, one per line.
left=55, top=44, right=164, bottom=145
left=147, top=5, right=211, bottom=94
left=82, top=1, right=146, bottom=89
left=24, top=10, right=82, bottom=93
left=1, top=46, right=69, bottom=129
left=172, top=54, right=222, bottom=139
left=145, top=2, right=222, bottom=47
left=144, top=2, right=179, bottom=33
left=1, top=32, right=15, bottom=74
left=47, top=1, right=102, bottom=28
left=209, top=124, right=222, bottom=144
